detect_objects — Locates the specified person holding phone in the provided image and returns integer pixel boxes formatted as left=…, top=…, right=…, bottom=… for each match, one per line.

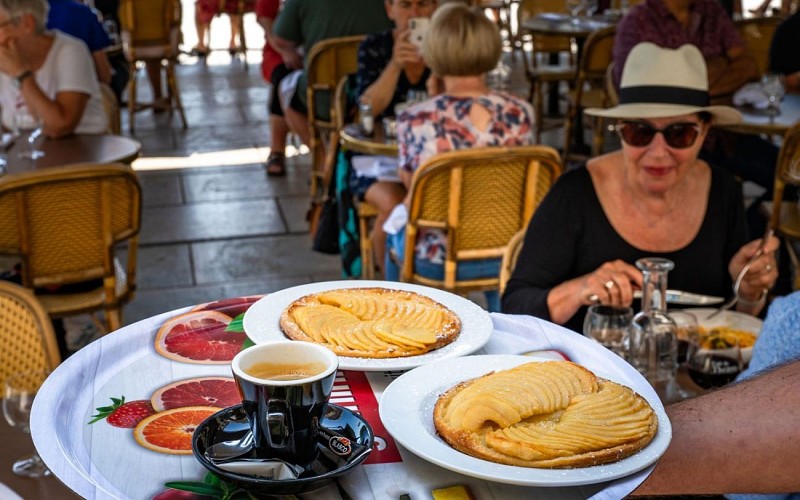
left=383, top=3, right=535, bottom=310
left=351, top=0, right=438, bottom=276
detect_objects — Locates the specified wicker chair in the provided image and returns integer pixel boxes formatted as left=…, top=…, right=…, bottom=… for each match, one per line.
left=119, top=0, right=187, bottom=132
left=768, top=122, right=800, bottom=290
left=498, top=229, right=526, bottom=295
left=517, top=0, right=577, bottom=142
left=99, top=82, right=121, bottom=135
left=306, top=35, right=364, bottom=202
left=0, top=164, right=142, bottom=332
left=563, top=25, right=616, bottom=163
left=0, top=281, right=61, bottom=396
left=398, top=146, right=562, bottom=298
left=735, top=16, right=784, bottom=78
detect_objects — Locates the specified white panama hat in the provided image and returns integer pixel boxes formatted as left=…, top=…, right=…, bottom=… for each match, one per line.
left=585, top=42, right=742, bottom=125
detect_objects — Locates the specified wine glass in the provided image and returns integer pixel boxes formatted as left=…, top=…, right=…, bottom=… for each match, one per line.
left=14, top=107, right=45, bottom=162
left=761, top=73, right=785, bottom=115
left=667, top=310, right=698, bottom=364
left=566, top=0, right=584, bottom=23
left=405, top=89, right=428, bottom=105
left=583, top=304, right=633, bottom=357
left=0, top=131, right=18, bottom=176
left=685, top=330, right=743, bottom=390
left=584, top=0, right=599, bottom=16
left=3, top=370, right=51, bottom=477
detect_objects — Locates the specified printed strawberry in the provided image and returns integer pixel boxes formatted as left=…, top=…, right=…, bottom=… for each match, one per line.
left=89, top=396, right=155, bottom=428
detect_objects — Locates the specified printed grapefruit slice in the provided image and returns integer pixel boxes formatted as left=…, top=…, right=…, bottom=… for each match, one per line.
left=151, top=376, right=240, bottom=412
left=191, top=295, right=265, bottom=318
left=133, top=406, right=219, bottom=455
left=155, top=310, right=245, bottom=364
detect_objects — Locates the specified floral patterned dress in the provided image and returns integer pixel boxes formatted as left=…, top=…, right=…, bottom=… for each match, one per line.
left=394, top=92, right=534, bottom=266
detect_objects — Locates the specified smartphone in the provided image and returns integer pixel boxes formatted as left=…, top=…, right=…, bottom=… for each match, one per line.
left=408, top=17, right=430, bottom=50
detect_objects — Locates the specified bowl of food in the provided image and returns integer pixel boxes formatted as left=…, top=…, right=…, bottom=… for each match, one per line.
left=689, top=308, right=762, bottom=365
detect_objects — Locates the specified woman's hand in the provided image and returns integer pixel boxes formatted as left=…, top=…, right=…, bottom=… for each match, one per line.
left=546, top=260, right=642, bottom=326
left=578, top=260, right=643, bottom=307
left=729, top=234, right=779, bottom=307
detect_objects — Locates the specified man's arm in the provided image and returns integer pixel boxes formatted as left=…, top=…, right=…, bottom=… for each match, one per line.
left=635, top=359, right=800, bottom=495
left=706, top=47, right=760, bottom=103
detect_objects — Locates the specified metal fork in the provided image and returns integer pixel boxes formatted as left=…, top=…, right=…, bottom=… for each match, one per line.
left=706, top=228, right=774, bottom=320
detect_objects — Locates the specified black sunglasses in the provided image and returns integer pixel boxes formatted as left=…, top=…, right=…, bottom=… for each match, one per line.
left=614, top=121, right=702, bottom=149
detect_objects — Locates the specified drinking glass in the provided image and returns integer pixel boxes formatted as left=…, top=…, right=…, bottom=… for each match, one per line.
left=761, top=73, right=785, bottom=115
left=3, top=370, right=51, bottom=477
left=566, top=0, right=584, bottom=23
left=14, top=107, right=45, bottom=162
left=583, top=304, right=633, bottom=357
left=685, top=332, right=743, bottom=389
left=405, top=89, right=428, bottom=105
left=584, top=0, right=599, bottom=16
left=0, top=131, right=17, bottom=176
left=667, top=310, right=698, bottom=364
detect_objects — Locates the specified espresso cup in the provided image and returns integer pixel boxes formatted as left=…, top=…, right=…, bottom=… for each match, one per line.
left=231, top=341, right=338, bottom=465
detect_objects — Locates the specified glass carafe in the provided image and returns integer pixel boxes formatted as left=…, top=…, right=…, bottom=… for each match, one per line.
left=629, top=257, right=679, bottom=401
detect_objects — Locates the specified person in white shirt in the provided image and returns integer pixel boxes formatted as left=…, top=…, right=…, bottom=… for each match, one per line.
left=0, top=0, right=108, bottom=137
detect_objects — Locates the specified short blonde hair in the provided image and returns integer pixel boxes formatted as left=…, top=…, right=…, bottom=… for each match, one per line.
left=422, top=3, right=501, bottom=77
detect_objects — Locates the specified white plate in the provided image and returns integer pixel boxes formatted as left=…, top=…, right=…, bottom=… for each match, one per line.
left=242, top=280, right=493, bottom=372
left=685, top=308, right=763, bottom=364
left=688, top=308, right=764, bottom=333
left=379, top=355, right=671, bottom=487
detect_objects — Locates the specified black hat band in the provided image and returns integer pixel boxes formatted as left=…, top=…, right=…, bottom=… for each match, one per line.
left=618, top=85, right=709, bottom=107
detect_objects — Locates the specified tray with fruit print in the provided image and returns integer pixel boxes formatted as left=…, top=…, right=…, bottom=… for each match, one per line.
left=29, top=296, right=404, bottom=500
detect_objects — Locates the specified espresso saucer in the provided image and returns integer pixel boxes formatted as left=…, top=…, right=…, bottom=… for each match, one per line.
left=192, top=404, right=373, bottom=495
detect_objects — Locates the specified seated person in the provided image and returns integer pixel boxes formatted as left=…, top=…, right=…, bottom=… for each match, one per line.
left=271, top=0, right=392, bottom=147
left=769, top=9, right=800, bottom=94
left=257, top=0, right=295, bottom=176
left=384, top=2, right=535, bottom=311
left=0, top=0, right=108, bottom=136
left=502, top=43, right=778, bottom=333
left=612, top=0, right=775, bottom=241
left=46, top=0, right=113, bottom=87
left=351, top=0, right=437, bottom=275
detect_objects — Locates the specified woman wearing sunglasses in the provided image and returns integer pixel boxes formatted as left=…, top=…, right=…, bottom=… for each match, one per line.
left=502, top=43, right=779, bottom=333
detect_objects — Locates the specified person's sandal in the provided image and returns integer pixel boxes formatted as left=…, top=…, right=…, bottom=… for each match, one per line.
left=265, top=152, right=286, bottom=177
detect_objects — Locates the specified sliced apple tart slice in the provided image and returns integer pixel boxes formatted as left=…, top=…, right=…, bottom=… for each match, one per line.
left=279, top=288, right=461, bottom=358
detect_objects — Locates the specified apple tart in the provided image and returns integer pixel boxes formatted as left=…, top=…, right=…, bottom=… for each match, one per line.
left=434, top=361, right=658, bottom=468
left=279, top=288, right=461, bottom=358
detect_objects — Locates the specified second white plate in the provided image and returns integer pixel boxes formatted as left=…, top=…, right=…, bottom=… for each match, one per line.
left=380, top=354, right=672, bottom=487
left=242, top=280, right=493, bottom=371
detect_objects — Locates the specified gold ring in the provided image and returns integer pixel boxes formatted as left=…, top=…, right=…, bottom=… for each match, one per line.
left=604, top=280, right=615, bottom=290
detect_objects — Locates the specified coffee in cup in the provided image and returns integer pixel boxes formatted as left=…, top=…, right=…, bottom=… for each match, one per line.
left=231, top=341, right=338, bottom=465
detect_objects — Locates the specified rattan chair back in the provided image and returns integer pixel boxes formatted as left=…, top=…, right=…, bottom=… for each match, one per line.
left=769, top=122, right=800, bottom=289
left=0, top=164, right=142, bottom=331
left=498, top=229, right=526, bottom=295
left=119, top=0, right=187, bottom=132
left=401, top=146, right=562, bottom=293
left=735, top=16, right=783, bottom=78
left=306, top=35, right=364, bottom=200
left=99, top=82, right=121, bottom=135
left=0, top=281, right=60, bottom=396
left=563, top=25, right=616, bottom=162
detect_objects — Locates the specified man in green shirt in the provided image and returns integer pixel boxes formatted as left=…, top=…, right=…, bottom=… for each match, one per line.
left=272, top=0, right=392, bottom=145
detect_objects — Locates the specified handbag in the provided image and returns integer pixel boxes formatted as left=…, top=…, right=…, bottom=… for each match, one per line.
left=311, top=167, right=341, bottom=255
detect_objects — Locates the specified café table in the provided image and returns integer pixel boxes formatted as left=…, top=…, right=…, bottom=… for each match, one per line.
left=521, top=14, right=615, bottom=154
left=1, top=133, right=142, bottom=179
left=722, top=93, right=800, bottom=136
left=29, top=291, right=667, bottom=500
left=340, top=123, right=399, bottom=157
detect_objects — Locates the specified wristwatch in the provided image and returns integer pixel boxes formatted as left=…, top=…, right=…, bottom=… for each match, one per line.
left=14, top=70, right=33, bottom=89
